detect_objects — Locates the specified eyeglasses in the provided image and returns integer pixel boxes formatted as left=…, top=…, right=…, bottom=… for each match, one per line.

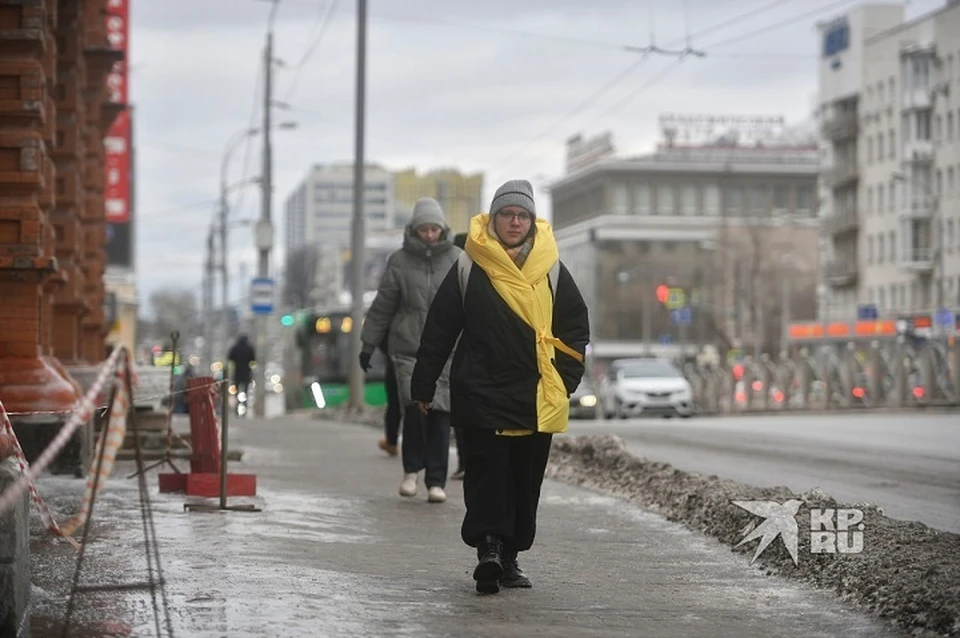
left=496, top=210, right=533, bottom=223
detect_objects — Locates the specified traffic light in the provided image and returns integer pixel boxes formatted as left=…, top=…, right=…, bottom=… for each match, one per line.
left=656, top=284, right=669, bottom=304
left=280, top=314, right=294, bottom=327
left=732, top=363, right=745, bottom=381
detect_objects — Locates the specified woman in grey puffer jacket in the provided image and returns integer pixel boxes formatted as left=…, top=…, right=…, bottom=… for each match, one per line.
left=359, top=198, right=461, bottom=503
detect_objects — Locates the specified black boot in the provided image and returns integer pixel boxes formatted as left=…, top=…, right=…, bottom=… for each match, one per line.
left=473, top=535, right=503, bottom=594
left=500, top=550, right=532, bottom=588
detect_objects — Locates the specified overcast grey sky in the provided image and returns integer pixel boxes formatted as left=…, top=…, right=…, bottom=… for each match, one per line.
left=131, top=0, right=945, bottom=311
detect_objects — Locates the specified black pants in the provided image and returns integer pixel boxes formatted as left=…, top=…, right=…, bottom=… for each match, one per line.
left=383, top=357, right=401, bottom=445
left=452, top=425, right=466, bottom=470
left=401, top=405, right=450, bottom=488
left=460, top=429, right=553, bottom=553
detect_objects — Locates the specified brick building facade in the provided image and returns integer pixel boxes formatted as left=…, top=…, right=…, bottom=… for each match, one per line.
left=0, top=0, right=121, bottom=417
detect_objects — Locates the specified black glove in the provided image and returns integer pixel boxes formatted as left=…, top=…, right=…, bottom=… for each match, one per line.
left=358, top=351, right=372, bottom=372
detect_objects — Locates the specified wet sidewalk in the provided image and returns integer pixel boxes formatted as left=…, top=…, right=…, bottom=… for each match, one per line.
left=30, top=413, right=901, bottom=637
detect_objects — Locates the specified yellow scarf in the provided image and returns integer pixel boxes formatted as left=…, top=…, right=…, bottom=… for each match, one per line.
left=465, top=214, right=582, bottom=434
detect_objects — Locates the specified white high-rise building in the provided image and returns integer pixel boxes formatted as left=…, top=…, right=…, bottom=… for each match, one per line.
left=817, top=1, right=960, bottom=322
left=283, top=163, right=396, bottom=252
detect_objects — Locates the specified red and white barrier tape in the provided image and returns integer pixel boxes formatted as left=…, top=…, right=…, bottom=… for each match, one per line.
left=58, top=366, right=129, bottom=538
left=0, top=398, right=75, bottom=547
left=0, top=347, right=123, bottom=542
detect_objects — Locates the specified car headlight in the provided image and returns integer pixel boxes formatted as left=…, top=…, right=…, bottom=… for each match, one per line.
left=579, top=394, right=597, bottom=407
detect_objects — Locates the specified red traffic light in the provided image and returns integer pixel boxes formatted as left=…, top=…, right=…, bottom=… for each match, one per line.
left=656, top=285, right=669, bottom=304
left=732, top=364, right=745, bottom=381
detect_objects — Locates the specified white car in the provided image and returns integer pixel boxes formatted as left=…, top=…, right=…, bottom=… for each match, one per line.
left=600, top=358, right=694, bottom=419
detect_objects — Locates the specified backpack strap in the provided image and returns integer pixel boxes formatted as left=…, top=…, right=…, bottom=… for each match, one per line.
left=548, top=261, right=560, bottom=297
left=457, top=251, right=473, bottom=305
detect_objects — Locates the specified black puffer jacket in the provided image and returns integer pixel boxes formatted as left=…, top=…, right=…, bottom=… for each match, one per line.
left=410, top=260, right=589, bottom=432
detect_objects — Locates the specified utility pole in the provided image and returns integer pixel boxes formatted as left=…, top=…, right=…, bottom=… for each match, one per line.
left=253, top=18, right=276, bottom=418
left=348, top=0, right=368, bottom=411
left=203, top=224, right=215, bottom=367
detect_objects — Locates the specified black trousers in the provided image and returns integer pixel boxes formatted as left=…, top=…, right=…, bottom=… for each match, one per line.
left=460, top=429, right=553, bottom=553
left=452, top=425, right=466, bottom=470
left=401, top=405, right=450, bottom=488
left=383, top=357, right=401, bottom=445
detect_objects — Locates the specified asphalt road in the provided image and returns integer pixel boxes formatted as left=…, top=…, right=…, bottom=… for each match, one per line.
left=570, top=411, right=960, bottom=534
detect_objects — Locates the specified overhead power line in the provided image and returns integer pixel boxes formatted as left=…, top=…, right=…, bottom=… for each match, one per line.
left=282, top=0, right=341, bottom=102
left=486, top=0, right=856, bottom=179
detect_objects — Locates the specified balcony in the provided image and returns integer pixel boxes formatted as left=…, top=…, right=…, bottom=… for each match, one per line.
left=903, top=139, right=934, bottom=163
left=825, top=258, right=858, bottom=287
left=900, top=247, right=934, bottom=273
left=900, top=194, right=935, bottom=219
left=823, top=209, right=859, bottom=236
left=902, top=88, right=932, bottom=111
left=823, top=162, right=859, bottom=188
left=821, top=111, right=859, bottom=141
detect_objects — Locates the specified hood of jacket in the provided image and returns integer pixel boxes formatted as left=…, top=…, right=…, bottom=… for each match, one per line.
left=403, top=224, right=455, bottom=259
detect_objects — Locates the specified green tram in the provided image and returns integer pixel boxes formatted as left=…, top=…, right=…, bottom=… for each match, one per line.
left=290, top=306, right=389, bottom=410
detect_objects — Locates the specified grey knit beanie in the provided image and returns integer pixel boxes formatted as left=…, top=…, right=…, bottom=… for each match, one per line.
left=489, top=180, right=536, bottom=217
left=410, top=197, right=446, bottom=229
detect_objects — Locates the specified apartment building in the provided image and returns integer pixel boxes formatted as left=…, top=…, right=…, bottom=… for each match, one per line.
left=283, top=163, right=396, bottom=252
left=818, top=1, right=960, bottom=321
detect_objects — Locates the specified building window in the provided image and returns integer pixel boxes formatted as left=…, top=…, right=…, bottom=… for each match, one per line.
left=634, top=183, right=651, bottom=215
left=867, top=186, right=874, bottom=214
left=657, top=184, right=675, bottom=215
left=867, top=137, right=874, bottom=163
left=917, top=111, right=931, bottom=140
left=889, top=130, right=896, bottom=159
left=879, top=287, right=886, bottom=310
left=937, top=169, right=943, bottom=196
left=948, top=167, right=956, bottom=195
left=613, top=183, right=628, bottom=215
left=935, top=114, right=942, bottom=142
left=796, top=186, right=813, bottom=215
left=727, top=185, right=743, bottom=214
left=889, top=230, right=896, bottom=262
left=749, top=185, right=766, bottom=216
left=773, top=185, right=789, bottom=212
left=704, top=184, right=720, bottom=216
left=878, top=186, right=885, bottom=212
left=878, top=235, right=885, bottom=264
left=948, top=220, right=955, bottom=253
left=890, top=284, right=898, bottom=310
left=868, top=236, right=874, bottom=264
left=889, top=181, right=896, bottom=212
left=681, top=184, right=697, bottom=215
left=889, top=77, right=895, bottom=102
left=877, top=134, right=884, bottom=159
left=948, top=112, right=955, bottom=141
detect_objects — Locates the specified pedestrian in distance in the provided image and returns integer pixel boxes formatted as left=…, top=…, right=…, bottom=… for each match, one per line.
left=227, top=334, right=256, bottom=414
left=411, top=179, right=590, bottom=594
left=359, top=198, right=462, bottom=503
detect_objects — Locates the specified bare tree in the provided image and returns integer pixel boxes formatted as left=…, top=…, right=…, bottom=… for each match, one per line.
left=146, top=288, right=199, bottom=347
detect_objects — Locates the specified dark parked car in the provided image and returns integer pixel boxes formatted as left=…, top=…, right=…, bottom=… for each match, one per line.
left=569, top=379, right=601, bottom=419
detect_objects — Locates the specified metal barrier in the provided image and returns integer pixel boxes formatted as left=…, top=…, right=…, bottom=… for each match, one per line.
left=674, top=338, right=960, bottom=414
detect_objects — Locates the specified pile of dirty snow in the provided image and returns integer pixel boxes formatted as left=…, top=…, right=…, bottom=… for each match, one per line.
left=547, top=434, right=960, bottom=637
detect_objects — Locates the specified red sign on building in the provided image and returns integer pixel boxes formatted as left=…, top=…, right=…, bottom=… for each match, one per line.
left=104, top=0, right=130, bottom=224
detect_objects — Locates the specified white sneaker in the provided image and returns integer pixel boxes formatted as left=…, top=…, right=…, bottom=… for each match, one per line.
left=399, top=473, right=418, bottom=497
left=427, top=486, right=447, bottom=503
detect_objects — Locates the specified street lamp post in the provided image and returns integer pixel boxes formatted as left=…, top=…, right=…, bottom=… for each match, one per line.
left=218, top=128, right=259, bottom=365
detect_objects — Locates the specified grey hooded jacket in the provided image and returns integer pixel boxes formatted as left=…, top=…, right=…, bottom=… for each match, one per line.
left=360, top=227, right=461, bottom=410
